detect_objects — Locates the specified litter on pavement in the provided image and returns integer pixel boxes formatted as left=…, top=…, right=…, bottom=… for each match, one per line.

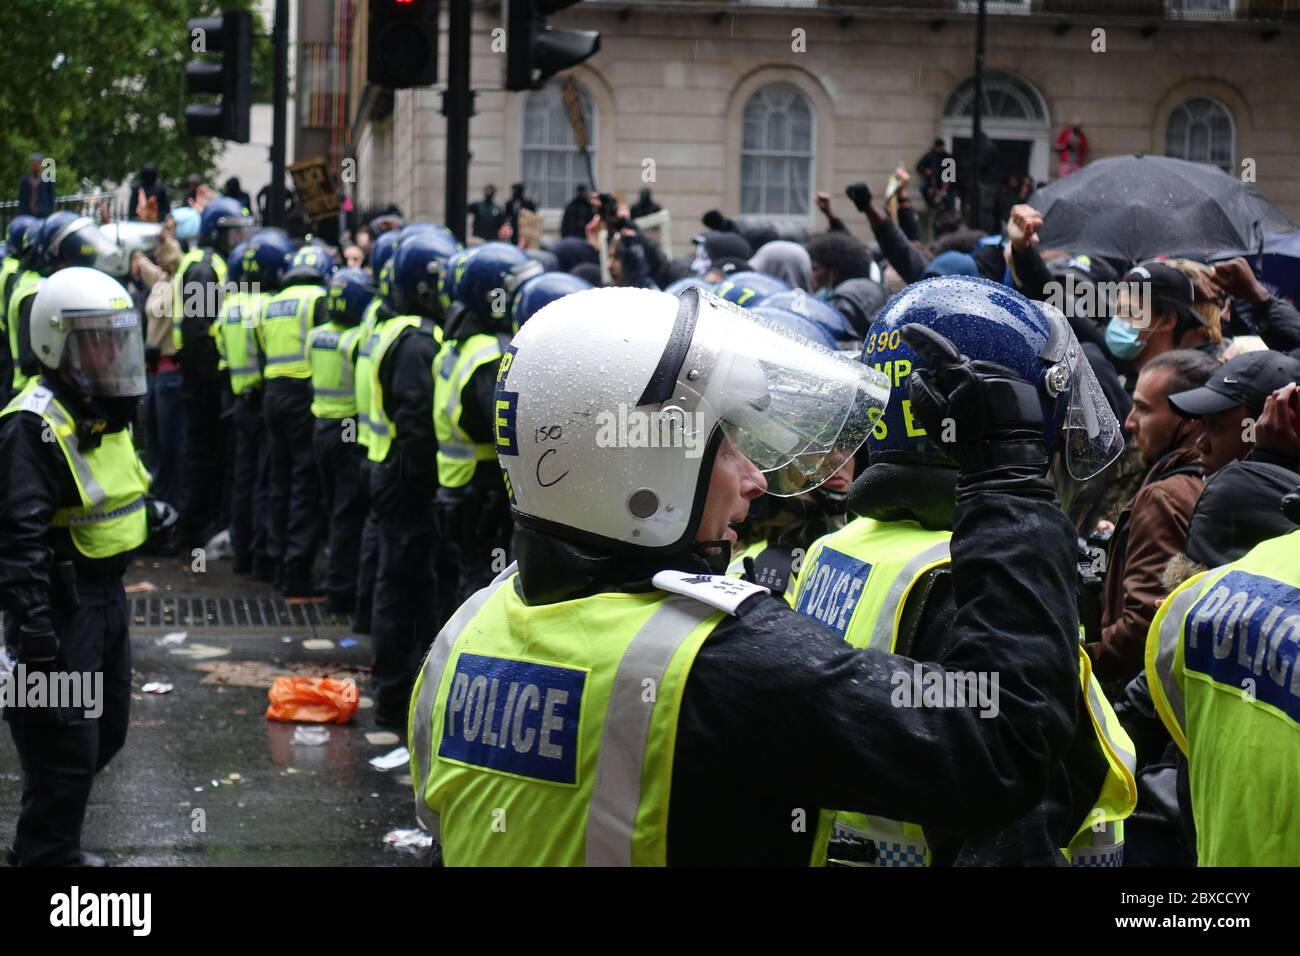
left=384, top=828, right=433, bottom=851
left=292, top=725, right=331, bottom=746
left=369, top=746, right=409, bottom=771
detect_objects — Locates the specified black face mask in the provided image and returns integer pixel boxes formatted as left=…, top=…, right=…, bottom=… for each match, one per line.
left=94, top=395, right=142, bottom=432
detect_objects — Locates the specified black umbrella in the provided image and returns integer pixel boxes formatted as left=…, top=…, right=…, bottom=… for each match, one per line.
left=1027, top=154, right=1295, bottom=268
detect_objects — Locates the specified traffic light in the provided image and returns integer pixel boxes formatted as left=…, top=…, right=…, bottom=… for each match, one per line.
left=504, top=1, right=601, bottom=92
left=184, top=10, right=252, bottom=142
left=368, top=0, right=440, bottom=89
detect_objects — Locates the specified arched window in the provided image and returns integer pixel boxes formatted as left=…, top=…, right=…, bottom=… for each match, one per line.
left=943, top=71, right=1048, bottom=124
left=521, top=81, right=596, bottom=211
left=1165, top=97, right=1235, bottom=172
left=939, top=71, right=1051, bottom=184
left=740, top=83, right=814, bottom=217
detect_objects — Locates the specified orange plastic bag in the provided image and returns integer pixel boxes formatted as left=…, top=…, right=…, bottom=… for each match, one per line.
left=265, top=676, right=359, bottom=724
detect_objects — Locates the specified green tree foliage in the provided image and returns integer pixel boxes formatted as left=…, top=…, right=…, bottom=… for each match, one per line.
left=0, top=0, right=270, bottom=197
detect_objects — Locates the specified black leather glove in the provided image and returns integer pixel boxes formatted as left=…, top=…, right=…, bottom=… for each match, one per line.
left=845, top=182, right=872, bottom=214
left=901, top=323, right=1049, bottom=478
left=16, top=605, right=58, bottom=666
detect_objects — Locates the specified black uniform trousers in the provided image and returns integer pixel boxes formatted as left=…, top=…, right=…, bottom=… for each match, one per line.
left=312, top=418, right=366, bottom=610
left=262, top=378, right=320, bottom=584
left=354, top=462, right=381, bottom=631
left=178, top=368, right=227, bottom=554
left=230, top=389, right=270, bottom=573
left=369, top=461, right=439, bottom=727
left=4, top=582, right=131, bottom=866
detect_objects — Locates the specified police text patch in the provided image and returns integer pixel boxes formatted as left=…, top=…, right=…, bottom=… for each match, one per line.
left=795, top=548, right=872, bottom=638
left=439, top=653, right=584, bottom=785
left=1184, top=570, right=1300, bottom=722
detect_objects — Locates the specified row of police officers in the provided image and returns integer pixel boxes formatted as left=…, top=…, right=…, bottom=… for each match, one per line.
left=0, top=206, right=1294, bottom=865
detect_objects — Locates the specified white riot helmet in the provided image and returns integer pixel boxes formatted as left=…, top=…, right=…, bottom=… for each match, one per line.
left=29, top=267, right=146, bottom=398
left=496, top=286, right=889, bottom=554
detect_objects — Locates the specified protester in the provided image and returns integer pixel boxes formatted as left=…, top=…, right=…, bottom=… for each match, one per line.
left=468, top=184, right=504, bottom=242
left=16, top=153, right=54, bottom=217
left=1092, top=350, right=1217, bottom=693
left=1054, top=118, right=1088, bottom=177
left=560, top=183, right=593, bottom=239
left=1168, top=350, right=1300, bottom=478
left=130, top=162, right=171, bottom=223
left=629, top=187, right=662, bottom=219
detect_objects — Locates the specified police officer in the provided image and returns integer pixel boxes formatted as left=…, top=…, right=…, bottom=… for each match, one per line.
left=309, top=267, right=374, bottom=616
left=510, top=270, right=591, bottom=330
left=366, top=229, right=458, bottom=728
left=173, top=196, right=253, bottom=559
left=351, top=228, right=402, bottom=634
left=216, top=232, right=292, bottom=579
left=9, top=214, right=117, bottom=397
left=1147, top=526, right=1300, bottom=865
left=259, top=244, right=334, bottom=596
left=0, top=215, right=37, bottom=403
left=792, top=277, right=1136, bottom=866
left=434, top=241, right=541, bottom=606
left=725, top=306, right=853, bottom=601
left=409, top=286, right=1082, bottom=866
left=0, top=268, right=150, bottom=866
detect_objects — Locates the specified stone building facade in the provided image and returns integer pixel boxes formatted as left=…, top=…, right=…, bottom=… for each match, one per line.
left=346, top=1, right=1300, bottom=248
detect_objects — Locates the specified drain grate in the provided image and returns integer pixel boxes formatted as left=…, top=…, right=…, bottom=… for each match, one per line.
left=131, top=596, right=347, bottom=630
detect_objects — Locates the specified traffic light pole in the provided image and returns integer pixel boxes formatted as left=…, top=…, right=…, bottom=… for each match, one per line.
left=968, top=0, right=986, bottom=230
left=443, top=1, right=472, bottom=243
left=270, top=0, right=289, bottom=229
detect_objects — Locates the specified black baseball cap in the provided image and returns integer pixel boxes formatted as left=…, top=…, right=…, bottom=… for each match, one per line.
left=1168, top=350, right=1300, bottom=419
left=1121, top=261, right=1204, bottom=329
left=693, top=231, right=752, bottom=274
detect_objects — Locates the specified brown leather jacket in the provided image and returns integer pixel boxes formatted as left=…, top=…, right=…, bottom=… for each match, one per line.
left=1093, top=441, right=1204, bottom=692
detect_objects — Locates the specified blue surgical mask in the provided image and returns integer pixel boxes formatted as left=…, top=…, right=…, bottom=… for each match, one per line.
left=1105, top=316, right=1146, bottom=361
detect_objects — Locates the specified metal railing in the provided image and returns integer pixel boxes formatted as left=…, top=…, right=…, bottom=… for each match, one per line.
left=0, top=190, right=133, bottom=237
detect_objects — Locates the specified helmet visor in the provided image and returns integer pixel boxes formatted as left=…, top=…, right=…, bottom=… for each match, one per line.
left=1039, top=302, right=1124, bottom=480
left=59, top=308, right=146, bottom=398
left=681, top=291, right=890, bottom=496
left=58, top=219, right=121, bottom=270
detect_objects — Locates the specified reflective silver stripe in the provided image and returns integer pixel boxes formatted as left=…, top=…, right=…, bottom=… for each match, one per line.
left=443, top=340, right=502, bottom=436
left=1086, top=673, right=1136, bottom=775
left=265, top=353, right=306, bottom=365
left=40, top=397, right=107, bottom=508
left=313, top=387, right=354, bottom=397
left=369, top=419, right=390, bottom=436
left=1153, top=584, right=1202, bottom=738
left=228, top=364, right=260, bottom=375
left=408, top=562, right=518, bottom=839
left=868, top=541, right=951, bottom=651
left=244, top=323, right=260, bottom=371
left=54, top=496, right=145, bottom=527
left=585, top=595, right=716, bottom=867
left=439, top=442, right=476, bottom=460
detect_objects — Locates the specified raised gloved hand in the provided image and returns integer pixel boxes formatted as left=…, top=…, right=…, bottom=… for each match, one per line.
left=16, top=605, right=58, bottom=666
left=901, top=323, right=1049, bottom=478
left=845, top=182, right=872, bottom=215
